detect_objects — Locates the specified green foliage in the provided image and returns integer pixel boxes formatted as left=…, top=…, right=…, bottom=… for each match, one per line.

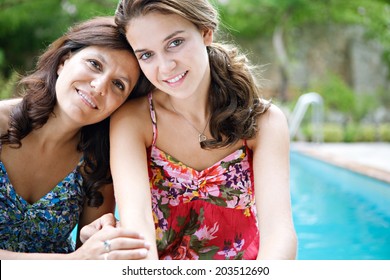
left=310, top=73, right=355, bottom=115
left=216, top=0, right=390, bottom=46
left=0, top=0, right=118, bottom=77
left=300, top=123, right=313, bottom=141
left=302, top=122, right=390, bottom=142
left=353, top=94, right=380, bottom=122
left=0, top=71, right=19, bottom=100
left=354, top=124, right=377, bottom=142
left=322, top=124, right=344, bottom=142
left=217, top=0, right=329, bottom=38
left=344, top=123, right=359, bottom=143
left=302, top=123, right=343, bottom=142
left=377, top=87, right=390, bottom=109
left=379, top=124, right=390, bottom=142
left=216, top=0, right=390, bottom=95
left=306, top=73, right=379, bottom=122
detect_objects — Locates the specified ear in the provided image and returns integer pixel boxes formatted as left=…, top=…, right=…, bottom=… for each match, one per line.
left=202, top=29, right=213, bottom=46
left=57, top=53, right=71, bottom=76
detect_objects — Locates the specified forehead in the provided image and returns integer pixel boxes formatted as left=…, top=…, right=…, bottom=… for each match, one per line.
left=74, top=45, right=130, bottom=58
left=125, top=12, right=196, bottom=47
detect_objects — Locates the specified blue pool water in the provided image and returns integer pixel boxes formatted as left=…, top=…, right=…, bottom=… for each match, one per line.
left=290, top=151, right=390, bottom=260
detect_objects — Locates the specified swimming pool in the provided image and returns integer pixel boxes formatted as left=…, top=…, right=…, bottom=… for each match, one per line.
left=290, top=150, right=390, bottom=260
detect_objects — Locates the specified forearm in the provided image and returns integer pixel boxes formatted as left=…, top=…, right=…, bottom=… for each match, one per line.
left=257, top=229, right=298, bottom=260
left=118, top=206, right=158, bottom=260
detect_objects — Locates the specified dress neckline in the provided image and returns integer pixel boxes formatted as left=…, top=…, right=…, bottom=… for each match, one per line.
left=149, top=144, right=248, bottom=173
left=0, top=160, right=82, bottom=206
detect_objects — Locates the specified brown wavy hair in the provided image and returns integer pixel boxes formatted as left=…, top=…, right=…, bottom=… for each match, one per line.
left=0, top=16, right=152, bottom=207
left=115, top=0, right=270, bottom=149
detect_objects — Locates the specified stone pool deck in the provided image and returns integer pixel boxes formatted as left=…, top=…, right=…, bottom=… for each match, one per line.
left=291, top=142, right=390, bottom=184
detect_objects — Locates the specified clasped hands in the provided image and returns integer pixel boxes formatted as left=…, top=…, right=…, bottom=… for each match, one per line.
left=74, top=213, right=150, bottom=260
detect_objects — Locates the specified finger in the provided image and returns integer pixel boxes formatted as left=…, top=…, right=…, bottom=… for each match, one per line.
left=107, top=248, right=149, bottom=260
left=98, top=213, right=117, bottom=229
left=108, top=237, right=150, bottom=252
left=79, top=214, right=117, bottom=244
left=97, top=227, right=145, bottom=241
left=79, top=225, right=99, bottom=244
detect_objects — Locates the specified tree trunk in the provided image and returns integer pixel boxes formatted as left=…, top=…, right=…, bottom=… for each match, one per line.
left=272, top=26, right=289, bottom=102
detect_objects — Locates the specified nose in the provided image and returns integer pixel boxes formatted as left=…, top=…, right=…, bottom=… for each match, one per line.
left=158, top=55, right=176, bottom=75
left=90, top=76, right=107, bottom=96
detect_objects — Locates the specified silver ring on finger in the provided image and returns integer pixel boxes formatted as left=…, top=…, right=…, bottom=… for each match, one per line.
left=103, top=240, right=111, bottom=252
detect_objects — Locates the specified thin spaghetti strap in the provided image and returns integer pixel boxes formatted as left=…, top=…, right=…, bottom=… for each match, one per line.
left=147, top=92, right=158, bottom=146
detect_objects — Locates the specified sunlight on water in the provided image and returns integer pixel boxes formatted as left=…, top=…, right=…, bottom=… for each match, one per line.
left=290, top=151, right=390, bottom=260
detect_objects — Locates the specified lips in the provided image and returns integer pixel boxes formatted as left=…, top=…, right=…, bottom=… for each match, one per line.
left=77, top=89, right=98, bottom=109
left=164, top=71, right=188, bottom=84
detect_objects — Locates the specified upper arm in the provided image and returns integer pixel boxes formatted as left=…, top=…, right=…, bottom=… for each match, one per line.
left=0, top=98, right=21, bottom=134
left=249, top=104, right=296, bottom=258
left=251, top=104, right=291, bottom=223
left=109, top=99, right=153, bottom=225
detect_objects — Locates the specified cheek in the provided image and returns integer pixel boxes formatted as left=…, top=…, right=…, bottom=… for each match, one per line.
left=106, top=95, right=127, bottom=113
left=139, top=64, right=155, bottom=81
left=54, top=76, right=66, bottom=99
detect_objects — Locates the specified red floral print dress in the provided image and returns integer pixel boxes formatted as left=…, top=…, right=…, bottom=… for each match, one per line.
left=147, top=93, right=259, bottom=260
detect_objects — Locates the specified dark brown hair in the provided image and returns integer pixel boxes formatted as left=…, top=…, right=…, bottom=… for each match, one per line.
left=0, top=16, right=152, bottom=207
left=115, top=0, right=270, bottom=149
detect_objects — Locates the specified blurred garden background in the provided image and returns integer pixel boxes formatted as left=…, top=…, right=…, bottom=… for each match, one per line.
left=1, top=0, right=389, bottom=143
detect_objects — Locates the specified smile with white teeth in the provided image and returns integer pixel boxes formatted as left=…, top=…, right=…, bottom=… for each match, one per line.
left=77, top=90, right=97, bottom=109
left=166, top=71, right=187, bottom=83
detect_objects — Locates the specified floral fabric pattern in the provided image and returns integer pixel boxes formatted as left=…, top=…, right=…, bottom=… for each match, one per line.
left=0, top=160, right=85, bottom=253
left=147, top=93, right=259, bottom=260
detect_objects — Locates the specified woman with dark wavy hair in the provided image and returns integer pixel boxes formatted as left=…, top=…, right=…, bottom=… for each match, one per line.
left=0, top=16, right=151, bottom=259
left=110, top=0, right=297, bottom=260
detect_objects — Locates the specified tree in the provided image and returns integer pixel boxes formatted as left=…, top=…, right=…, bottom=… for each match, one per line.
left=0, top=0, right=118, bottom=77
left=215, top=0, right=390, bottom=102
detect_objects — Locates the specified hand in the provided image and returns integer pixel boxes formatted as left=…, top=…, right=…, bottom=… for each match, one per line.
left=74, top=226, right=150, bottom=260
left=80, top=213, right=121, bottom=243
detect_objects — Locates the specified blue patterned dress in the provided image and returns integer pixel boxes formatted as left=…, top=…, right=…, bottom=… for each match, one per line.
left=0, top=154, right=85, bottom=253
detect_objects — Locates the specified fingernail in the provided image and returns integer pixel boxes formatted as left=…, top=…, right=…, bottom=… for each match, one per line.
left=144, top=241, right=151, bottom=248
left=140, top=248, right=148, bottom=257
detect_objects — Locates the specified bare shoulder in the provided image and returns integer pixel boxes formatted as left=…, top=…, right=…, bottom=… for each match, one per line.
left=0, top=98, right=21, bottom=134
left=257, top=104, right=289, bottom=129
left=110, top=95, right=153, bottom=145
left=248, top=104, right=290, bottom=149
left=112, top=95, right=150, bottom=121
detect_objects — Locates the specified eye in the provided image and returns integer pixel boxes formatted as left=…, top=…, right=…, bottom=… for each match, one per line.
left=88, top=59, right=102, bottom=70
left=113, top=80, right=125, bottom=91
left=169, top=39, right=183, bottom=48
left=139, top=52, right=152, bottom=61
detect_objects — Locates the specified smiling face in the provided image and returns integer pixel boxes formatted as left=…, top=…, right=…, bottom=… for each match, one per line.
left=55, top=45, right=140, bottom=126
left=125, top=12, right=213, bottom=100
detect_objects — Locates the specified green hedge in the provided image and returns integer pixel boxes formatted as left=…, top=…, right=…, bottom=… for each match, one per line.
left=301, top=123, right=390, bottom=142
left=379, top=124, right=390, bottom=141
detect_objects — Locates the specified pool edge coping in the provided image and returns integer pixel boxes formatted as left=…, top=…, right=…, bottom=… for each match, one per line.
left=291, top=146, right=390, bottom=184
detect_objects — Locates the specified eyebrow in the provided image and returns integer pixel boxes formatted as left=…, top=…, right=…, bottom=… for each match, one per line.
left=134, top=30, right=185, bottom=54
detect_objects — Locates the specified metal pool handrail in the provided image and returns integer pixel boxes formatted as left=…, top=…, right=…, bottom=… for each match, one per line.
left=289, top=92, right=324, bottom=143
